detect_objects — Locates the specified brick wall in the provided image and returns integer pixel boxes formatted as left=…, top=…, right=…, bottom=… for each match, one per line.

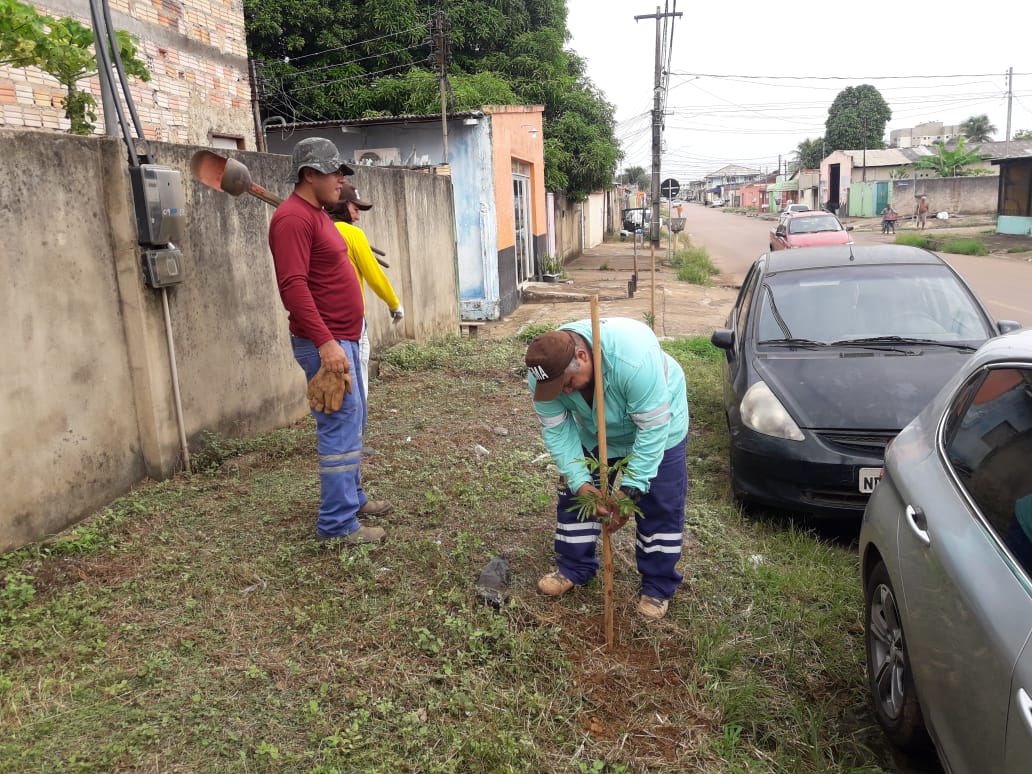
left=0, top=0, right=255, bottom=147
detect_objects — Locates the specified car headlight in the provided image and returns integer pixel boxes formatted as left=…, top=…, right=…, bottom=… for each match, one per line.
left=740, top=381, right=805, bottom=441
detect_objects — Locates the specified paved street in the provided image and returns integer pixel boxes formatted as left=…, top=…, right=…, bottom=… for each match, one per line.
left=681, top=205, right=1032, bottom=328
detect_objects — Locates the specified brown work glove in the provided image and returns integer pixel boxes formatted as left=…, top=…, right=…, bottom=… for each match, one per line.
left=307, top=365, right=352, bottom=414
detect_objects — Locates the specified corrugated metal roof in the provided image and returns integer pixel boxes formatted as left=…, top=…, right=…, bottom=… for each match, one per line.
left=273, top=110, right=485, bottom=130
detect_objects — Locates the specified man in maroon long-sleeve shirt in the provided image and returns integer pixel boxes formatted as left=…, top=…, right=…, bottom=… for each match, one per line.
left=268, top=137, right=389, bottom=544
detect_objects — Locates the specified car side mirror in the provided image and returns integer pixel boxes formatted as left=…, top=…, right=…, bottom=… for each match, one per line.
left=711, top=329, right=734, bottom=350
left=845, top=225, right=854, bottom=231
left=997, top=320, right=1022, bottom=334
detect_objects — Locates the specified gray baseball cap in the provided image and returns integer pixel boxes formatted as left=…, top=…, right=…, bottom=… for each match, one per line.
left=288, top=137, right=354, bottom=182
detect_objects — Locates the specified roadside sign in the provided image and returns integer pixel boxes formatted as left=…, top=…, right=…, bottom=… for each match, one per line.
left=661, top=178, right=680, bottom=198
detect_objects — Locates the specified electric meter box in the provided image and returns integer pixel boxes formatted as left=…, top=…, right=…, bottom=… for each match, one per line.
left=130, top=165, right=186, bottom=246
left=142, top=247, right=185, bottom=288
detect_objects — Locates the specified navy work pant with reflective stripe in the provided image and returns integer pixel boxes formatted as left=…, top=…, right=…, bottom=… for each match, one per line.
left=553, top=437, right=687, bottom=600
left=291, top=336, right=368, bottom=538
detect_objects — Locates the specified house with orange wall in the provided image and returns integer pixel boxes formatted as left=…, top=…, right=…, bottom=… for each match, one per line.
left=266, top=105, right=547, bottom=320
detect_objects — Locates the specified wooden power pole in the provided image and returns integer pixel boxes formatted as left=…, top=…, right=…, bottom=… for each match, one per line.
left=635, top=3, right=681, bottom=330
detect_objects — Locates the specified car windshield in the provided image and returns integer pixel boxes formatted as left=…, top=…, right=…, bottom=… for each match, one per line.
left=756, top=264, right=993, bottom=344
left=787, top=214, right=843, bottom=234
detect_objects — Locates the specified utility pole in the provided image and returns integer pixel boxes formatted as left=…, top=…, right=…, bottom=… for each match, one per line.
left=635, top=3, right=681, bottom=331
left=248, top=58, right=265, bottom=152
left=430, top=5, right=450, bottom=164
left=1005, top=66, right=1014, bottom=160
left=635, top=4, right=682, bottom=247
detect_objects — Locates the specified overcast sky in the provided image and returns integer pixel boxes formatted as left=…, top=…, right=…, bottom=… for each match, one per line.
left=566, top=0, right=1032, bottom=183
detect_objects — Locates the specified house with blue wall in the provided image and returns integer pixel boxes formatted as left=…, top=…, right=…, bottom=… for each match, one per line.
left=265, top=105, right=546, bottom=320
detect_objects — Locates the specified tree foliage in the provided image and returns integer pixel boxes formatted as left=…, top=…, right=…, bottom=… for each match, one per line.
left=243, top=0, right=619, bottom=198
left=1014, top=129, right=1032, bottom=141
left=792, top=137, right=824, bottom=170
left=823, top=84, right=891, bottom=153
left=0, top=0, right=149, bottom=134
left=960, top=114, right=996, bottom=142
left=618, top=165, right=649, bottom=190
left=914, top=136, right=991, bottom=178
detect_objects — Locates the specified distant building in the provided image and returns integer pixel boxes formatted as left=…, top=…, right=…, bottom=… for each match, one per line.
left=890, top=122, right=963, bottom=148
left=703, top=164, right=763, bottom=205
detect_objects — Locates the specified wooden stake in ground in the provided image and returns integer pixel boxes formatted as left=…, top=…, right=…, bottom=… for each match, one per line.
left=590, top=296, right=615, bottom=648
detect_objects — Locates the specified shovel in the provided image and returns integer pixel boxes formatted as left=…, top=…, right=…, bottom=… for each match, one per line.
left=189, top=150, right=389, bottom=267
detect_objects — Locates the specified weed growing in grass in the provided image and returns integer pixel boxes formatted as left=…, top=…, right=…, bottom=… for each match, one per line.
left=1008, top=246, right=1029, bottom=253
left=895, top=233, right=989, bottom=256
left=894, top=232, right=932, bottom=248
left=673, top=245, right=719, bottom=284
left=516, top=321, right=559, bottom=342
left=941, top=238, right=989, bottom=255
left=599, top=262, right=611, bottom=270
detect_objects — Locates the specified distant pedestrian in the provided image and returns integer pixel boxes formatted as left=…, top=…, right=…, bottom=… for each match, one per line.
left=915, top=196, right=930, bottom=230
left=880, top=205, right=898, bottom=235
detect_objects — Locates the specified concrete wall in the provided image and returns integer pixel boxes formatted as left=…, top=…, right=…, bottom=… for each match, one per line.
left=553, top=194, right=583, bottom=261
left=0, top=129, right=459, bottom=552
left=267, top=120, right=504, bottom=320
left=2, top=0, right=256, bottom=147
left=891, top=176, right=1000, bottom=215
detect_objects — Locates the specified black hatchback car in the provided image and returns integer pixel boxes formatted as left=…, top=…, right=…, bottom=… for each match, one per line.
left=712, top=244, right=1021, bottom=516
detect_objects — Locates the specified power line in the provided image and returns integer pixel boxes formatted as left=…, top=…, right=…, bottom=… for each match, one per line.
left=276, top=43, right=427, bottom=80
left=283, top=24, right=427, bottom=63
left=670, top=71, right=1032, bottom=81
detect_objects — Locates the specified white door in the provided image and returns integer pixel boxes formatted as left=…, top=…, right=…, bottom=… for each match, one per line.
left=512, top=162, right=534, bottom=282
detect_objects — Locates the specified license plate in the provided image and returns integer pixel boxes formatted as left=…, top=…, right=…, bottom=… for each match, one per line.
left=859, top=467, right=882, bottom=494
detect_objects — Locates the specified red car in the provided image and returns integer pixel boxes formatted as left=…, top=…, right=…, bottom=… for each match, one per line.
left=769, top=211, right=854, bottom=251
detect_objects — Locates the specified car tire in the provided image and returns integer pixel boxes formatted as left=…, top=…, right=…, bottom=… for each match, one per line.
left=864, top=560, right=931, bottom=752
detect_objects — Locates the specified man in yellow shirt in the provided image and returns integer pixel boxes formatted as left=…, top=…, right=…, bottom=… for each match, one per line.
left=326, top=183, right=403, bottom=471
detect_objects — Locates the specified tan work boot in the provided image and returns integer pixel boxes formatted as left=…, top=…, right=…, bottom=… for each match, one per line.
left=637, top=594, right=669, bottom=620
left=537, top=569, right=574, bottom=596
left=341, top=525, right=386, bottom=544
left=359, top=500, right=392, bottom=516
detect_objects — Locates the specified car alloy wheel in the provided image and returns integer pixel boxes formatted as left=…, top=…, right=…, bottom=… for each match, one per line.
left=864, top=560, right=931, bottom=751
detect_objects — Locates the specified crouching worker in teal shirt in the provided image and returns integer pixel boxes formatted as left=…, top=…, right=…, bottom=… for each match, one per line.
left=525, top=318, right=689, bottom=620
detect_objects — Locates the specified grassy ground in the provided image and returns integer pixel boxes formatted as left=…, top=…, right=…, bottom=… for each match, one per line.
left=0, top=335, right=905, bottom=773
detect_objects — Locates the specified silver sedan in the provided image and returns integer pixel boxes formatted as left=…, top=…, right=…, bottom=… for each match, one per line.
left=860, top=327, right=1032, bottom=773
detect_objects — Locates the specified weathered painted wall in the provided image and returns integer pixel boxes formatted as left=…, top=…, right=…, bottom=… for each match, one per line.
left=890, top=176, right=1000, bottom=215
left=553, top=195, right=584, bottom=261
left=1, top=0, right=256, bottom=146
left=267, top=121, right=499, bottom=320
left=0, top=129, right=459, bottom=552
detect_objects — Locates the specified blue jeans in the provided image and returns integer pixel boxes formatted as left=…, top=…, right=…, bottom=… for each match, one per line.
left=291, top=336, right=368, bottom=537
left=552, top=438, right=688, bottom=599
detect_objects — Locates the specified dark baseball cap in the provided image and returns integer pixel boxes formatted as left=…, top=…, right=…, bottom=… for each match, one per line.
left=340, top=181, right=372, bottom=210
left=525, top=330, right=576, bottom=401
left=289, top=137, right=354, bottom=182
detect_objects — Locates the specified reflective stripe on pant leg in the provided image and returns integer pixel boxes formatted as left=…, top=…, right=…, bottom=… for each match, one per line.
left=554, top=478, right=599, bottom=585
left=634, top=438, right=688, bottom=599
left=359, top=319, right=370, bottom=406
left=292, top=336, right=365, bottom=537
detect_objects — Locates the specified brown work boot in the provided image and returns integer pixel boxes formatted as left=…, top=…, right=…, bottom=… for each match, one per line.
left=537, top=569, right=574, bottom=596
left=637, top=594, right=669, bottom=620
left=341, top=525, right=386, bottom=544
left=359, top=500, right=392, bottom=516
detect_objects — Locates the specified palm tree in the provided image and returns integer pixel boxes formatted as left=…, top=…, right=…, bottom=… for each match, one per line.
left=960, top=114, right=997, bottom=142
left=915, top=136, right=990, bottom=178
